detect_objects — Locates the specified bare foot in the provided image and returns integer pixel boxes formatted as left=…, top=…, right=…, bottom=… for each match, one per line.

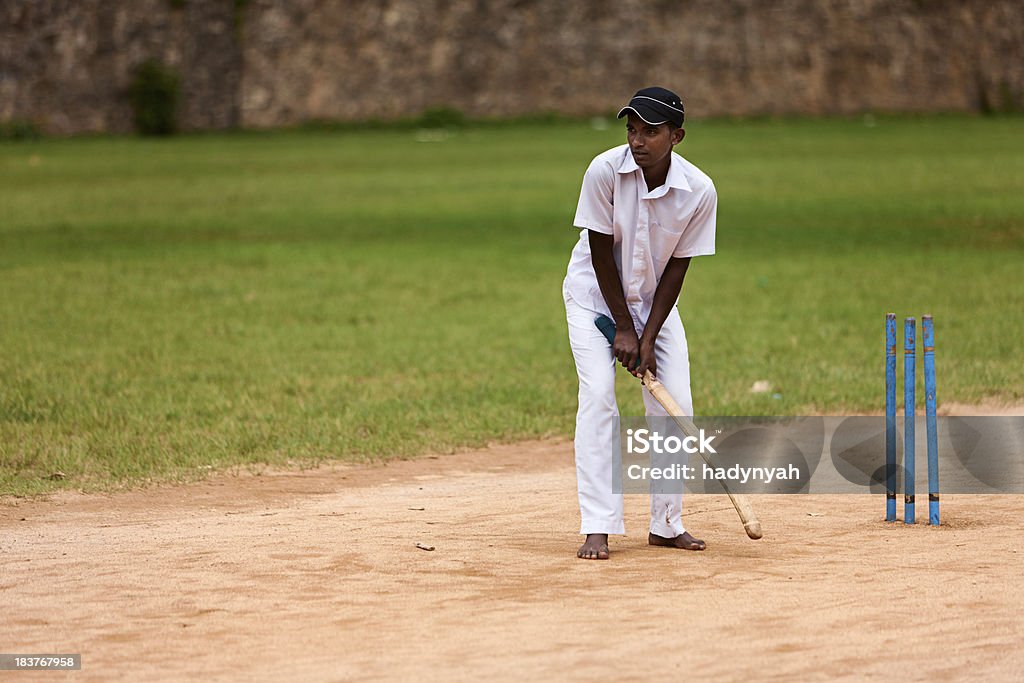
left=577, top=533, right=609, bottom=560
left=648, top=531, right=706, bottom=551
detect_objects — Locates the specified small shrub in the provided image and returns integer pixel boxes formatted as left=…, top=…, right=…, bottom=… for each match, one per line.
left=416, top=107, right=466, bottom=129
left=129, top=59, right=180, bottom=135
left=0, top=120, right=42, bottom=141
left=997, top=80, right=1022, bottom=114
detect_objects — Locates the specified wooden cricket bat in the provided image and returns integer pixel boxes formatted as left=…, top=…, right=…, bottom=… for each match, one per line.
left=594, top=315, right=763, bottom=540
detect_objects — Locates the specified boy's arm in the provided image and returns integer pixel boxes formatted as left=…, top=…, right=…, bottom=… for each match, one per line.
left=637, top=256, right=692, bottom=378
left=588, top=230, right=641, bottom=372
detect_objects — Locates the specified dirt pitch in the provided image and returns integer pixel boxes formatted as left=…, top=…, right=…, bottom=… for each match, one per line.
left=3, top=409, right=1024, bottom=682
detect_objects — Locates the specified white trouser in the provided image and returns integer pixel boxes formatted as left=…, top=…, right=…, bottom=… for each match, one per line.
left=565, top=293, right=694, bottom=537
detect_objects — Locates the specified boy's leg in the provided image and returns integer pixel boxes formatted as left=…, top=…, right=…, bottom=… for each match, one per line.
left=565, top=296, right=625, bottom=538
left=641, top=307, right=696, bottom=541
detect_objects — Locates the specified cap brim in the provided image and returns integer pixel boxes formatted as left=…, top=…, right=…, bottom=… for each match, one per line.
left=616, top=105, right=668, bottom=126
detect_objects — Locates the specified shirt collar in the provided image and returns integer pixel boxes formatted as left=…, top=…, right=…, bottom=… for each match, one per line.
left=617, top=147, right=693, bottom=196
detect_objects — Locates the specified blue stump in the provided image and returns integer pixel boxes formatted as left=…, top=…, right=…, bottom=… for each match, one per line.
left=885, top=314, right=897, bottom=522
left=904, top=318, right=916, bottom=525
left=923, top=315, right=939, bottom=526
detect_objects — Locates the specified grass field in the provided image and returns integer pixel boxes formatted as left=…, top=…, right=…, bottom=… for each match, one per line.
left=1, top=115, right=1022, bottom=495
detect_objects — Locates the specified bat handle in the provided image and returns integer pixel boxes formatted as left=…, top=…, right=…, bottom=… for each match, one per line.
left=594, top=314, right=644, bottom=373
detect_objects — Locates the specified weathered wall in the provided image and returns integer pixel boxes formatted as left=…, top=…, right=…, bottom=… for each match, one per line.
left=2, top=0, right=1022, bottom=135
left=1, top=1, right=241, bottom=134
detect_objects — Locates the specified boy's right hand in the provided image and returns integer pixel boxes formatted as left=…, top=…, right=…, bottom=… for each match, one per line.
left=613, top=327, right=641, bottom=373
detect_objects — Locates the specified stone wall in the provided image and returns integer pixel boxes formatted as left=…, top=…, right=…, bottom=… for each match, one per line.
left=2, top=0, right=1022, bottom=135
left=1, top=1, right=241, bottom=134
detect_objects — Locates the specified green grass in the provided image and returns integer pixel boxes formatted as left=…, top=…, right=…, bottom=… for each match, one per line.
left=2, top=115, right=1022, bottom=495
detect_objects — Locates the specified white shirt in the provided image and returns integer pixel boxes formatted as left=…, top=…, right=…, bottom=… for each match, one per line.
left=563, top=144, right=717, bottom=320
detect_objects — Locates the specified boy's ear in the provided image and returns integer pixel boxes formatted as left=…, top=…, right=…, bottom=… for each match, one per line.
left=672, top=127, right=686, bottom=146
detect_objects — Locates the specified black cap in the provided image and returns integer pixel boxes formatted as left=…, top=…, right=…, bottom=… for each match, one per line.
left=617, top=87, right=685, bottom=127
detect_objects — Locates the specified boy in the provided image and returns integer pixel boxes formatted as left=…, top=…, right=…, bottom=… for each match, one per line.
left=563, top=87, right=717, bottom=560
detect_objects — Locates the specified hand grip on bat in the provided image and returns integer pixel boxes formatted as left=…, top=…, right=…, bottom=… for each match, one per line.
left=594, top=314, right=642, bottom=373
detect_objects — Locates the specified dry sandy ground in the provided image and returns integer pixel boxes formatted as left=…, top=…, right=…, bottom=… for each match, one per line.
left=3, top=407, right=1024, bottom=682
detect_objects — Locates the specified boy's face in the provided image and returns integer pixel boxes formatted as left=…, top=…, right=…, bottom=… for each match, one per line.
left=625, top=113, right=685, bottom=170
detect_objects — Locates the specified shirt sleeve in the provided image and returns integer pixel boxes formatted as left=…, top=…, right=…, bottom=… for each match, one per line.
left=673, top=182, right=717, bottom=257
left=572, top=157, right=615, bottom=235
